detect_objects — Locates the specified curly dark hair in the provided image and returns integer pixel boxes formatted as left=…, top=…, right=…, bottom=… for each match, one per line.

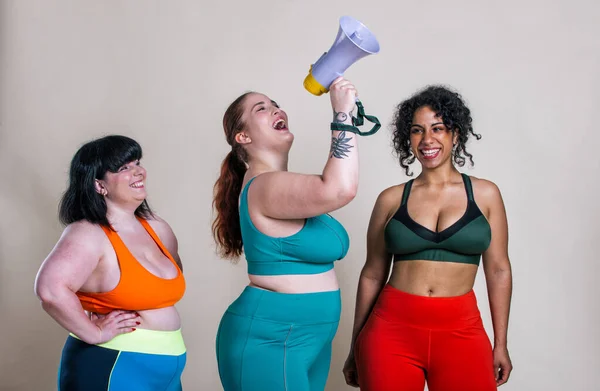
left=391, top=85, right=481, bottom=176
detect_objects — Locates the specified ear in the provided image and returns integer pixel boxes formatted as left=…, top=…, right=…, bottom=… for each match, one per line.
left=452, top=131, right=459, bottom=146
left=235, top=131, right=252, bottom=146
left=94, top=180, right=107, bottom=196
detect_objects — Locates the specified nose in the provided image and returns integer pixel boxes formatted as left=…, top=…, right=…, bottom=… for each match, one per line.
left=133, top=165, right=144, bottom=177
left=422, top=129, right=434, bottom=144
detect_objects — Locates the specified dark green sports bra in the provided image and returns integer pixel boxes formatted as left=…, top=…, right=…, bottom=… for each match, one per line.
left=385, top=174, right=491, bottom=265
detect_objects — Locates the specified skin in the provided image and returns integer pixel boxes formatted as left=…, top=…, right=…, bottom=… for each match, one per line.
left=235, top=77, right=359, bottom=293
left=343, top=106, right=513, bottom=387
left=34, top=159, right=184, bottom=344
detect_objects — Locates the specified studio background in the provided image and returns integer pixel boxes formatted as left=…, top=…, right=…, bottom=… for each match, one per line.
left=1, top=0, right=598, bottom=390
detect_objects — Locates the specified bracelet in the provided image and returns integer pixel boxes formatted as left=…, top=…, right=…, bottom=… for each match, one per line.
left=330, top=100, right=381, bottom=136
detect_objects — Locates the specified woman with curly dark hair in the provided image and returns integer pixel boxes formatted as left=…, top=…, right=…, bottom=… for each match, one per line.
left=342, top=86, right=513, bottom=391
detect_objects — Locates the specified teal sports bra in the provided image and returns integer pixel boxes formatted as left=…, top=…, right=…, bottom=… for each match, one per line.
left=385, top=174, right=491, bottom=265
left=240, top=177, right=350, bottom=275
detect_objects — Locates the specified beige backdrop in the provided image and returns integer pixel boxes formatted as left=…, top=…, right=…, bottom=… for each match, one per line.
left=1, top=0, right=599, bottom=390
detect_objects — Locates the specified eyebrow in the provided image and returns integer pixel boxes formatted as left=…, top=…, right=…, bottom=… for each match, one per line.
left=410, top=122, right=445, bottom=128
left=252, top=100, right=279, bottom=111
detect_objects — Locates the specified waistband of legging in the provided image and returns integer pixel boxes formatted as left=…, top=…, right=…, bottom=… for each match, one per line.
left=226, top=285, right=341, bottom=325
left=373, top=284, right=482, bottom=330
left=69, top=328, right=186, bottom=356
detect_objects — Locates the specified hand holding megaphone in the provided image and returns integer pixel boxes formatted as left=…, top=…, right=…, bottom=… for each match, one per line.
left=329, top=77, right=358, bottom=122
left=305, top=16, right=381, bottom=136
left=304, top=16, right=379, bottom=96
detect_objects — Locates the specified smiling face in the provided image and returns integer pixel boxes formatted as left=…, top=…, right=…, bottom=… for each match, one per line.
left=95, top=159, right=147, bottom=208
left=409, top=106, right=458, bottom=170
left=234, top=93, right=294, bottom=157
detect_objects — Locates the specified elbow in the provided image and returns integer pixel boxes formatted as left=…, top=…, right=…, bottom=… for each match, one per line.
left=337, top=182, right=358, bottom=206
left=34, top=279, right=61, bottom=307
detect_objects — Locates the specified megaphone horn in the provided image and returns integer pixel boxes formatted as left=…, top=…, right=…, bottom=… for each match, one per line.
left=304, top=16, right=380, bottom=96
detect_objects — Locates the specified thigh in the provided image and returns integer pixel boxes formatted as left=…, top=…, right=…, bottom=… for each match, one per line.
left=306, top=322, right=339, bottom=391
left=58, top=336, right=119, bottom=391
left=109, top=351, right=184, bottom=391
left=217, top=312, right=294, bottom=391
left=428, top=325, right=497, bottom=391
left=354, top=313, right=427, bottom=391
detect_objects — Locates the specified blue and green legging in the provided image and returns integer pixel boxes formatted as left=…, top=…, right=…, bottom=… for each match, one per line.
left=58, top=328, right=186, bottom=391
left=216, top=286, right=341, bottom=391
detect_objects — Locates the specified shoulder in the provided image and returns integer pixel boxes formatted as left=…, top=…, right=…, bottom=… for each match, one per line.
left=145, top=215, right=178, bottom=245
left=61, top=220, right=107, bottom=246
left=49, top=220, right=107, bottom=264
left=468, top=175, right=502, bottom=198
left=468, top=175, right=505, bottom=215
left=373, top=182, right=407, bottom=217
left=377, top=182, right=408, bottom=205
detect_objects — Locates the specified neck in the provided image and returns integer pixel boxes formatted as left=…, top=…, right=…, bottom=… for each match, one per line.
left=418, top=163, right=461, bottom=185
left=247, top=153, right=289, bottom=175
left=106, top=203, right=142, bottom=230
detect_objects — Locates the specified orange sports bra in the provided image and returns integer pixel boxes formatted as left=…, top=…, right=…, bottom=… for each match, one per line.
left=76, top=218, right=186, bottom=314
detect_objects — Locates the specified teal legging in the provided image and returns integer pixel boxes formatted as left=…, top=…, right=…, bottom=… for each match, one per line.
left=216, top=286, right=341, bottom=391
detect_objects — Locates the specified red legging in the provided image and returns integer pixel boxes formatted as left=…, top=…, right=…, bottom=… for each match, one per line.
left=355, top=285, right=497, bottom=391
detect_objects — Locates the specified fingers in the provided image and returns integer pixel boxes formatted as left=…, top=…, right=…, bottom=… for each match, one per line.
left=116, top=325, right=137, bottom=335
left=497, top=363, right=512, bottom=386
left=343, top=369, right=359, bottom=388
left=495, top=361, right=512, bottom=386
left=112, top=312, right=141, bottom=327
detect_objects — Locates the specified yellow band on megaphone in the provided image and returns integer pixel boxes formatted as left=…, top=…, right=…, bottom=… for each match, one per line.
left=303, top=72, right=328, bottom=96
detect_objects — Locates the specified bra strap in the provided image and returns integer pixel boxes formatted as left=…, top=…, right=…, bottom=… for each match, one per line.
left=461, top=174, right=474, bottom=201
left=401, top=180, right=414, bottom=206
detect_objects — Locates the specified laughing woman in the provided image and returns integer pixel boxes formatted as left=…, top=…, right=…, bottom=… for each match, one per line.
left=213, top=77, right=361, bottom=391
left=35, top=135, right=186, bottom=391
left=344, top=86, right=513, bottom=391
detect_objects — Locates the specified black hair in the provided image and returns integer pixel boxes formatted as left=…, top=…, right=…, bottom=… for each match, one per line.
left=391, top=85, right=481, bottom=176
left=59, top=135, right=153, bottom=227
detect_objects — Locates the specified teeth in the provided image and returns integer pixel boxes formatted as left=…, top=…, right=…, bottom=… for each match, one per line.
left=273, top=119, right=286, bottom=130
left=131, top=181, right=144, bottom=188
left=422, top=149, right=440, bottom=156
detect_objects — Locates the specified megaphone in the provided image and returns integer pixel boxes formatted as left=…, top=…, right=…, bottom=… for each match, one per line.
left=304, top=16, right=380, bottom=96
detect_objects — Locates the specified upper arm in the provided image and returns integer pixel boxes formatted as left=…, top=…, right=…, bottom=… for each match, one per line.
left=476, top=179, right=511, bottom=271
left=249, top=171, right=357, bottom=220
left=361, top=187, right=399, bottom=281
left=146, top=216, right=182, bottom=271
left=34, top=222, right=105, bottom=299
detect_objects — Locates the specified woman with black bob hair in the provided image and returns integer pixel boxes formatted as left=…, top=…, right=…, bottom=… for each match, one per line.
left=343, top=86, right=514, bottom=391
left=35, top=135, right=187, bottom=391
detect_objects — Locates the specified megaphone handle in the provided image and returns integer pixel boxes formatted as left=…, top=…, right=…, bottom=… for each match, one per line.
left=331, top=100, right=381, bottom=136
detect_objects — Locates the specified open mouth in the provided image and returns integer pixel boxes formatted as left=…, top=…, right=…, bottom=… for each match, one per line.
left=130, top=180, right=144, bottom=189
left=420, top=148, right=441, bottom=160
left=272, top=118, right=288, bottom=131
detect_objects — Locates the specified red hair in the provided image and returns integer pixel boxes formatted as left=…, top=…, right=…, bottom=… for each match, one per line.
left=212, top=92, right=252, bottom=259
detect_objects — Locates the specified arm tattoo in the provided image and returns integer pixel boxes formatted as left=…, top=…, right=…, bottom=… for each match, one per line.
left=330, top=130, right=354, bottom=159
left=333, top=109, right=354, bottom=123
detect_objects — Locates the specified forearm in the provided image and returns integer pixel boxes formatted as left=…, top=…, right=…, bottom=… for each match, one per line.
left=348, top=272, right=387, bottom=354
left=486, top=266, right=513, bottom=347
left=38, top=287, right=101, bottom=344
left=322, top=126, right=359, bottom=194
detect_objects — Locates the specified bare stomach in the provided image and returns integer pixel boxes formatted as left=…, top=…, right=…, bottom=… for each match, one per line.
left=248, top=268, right=339, bottom=293
left=136, top=306, right=181, bottom=331
left=389, top=260, right=478, bottom=297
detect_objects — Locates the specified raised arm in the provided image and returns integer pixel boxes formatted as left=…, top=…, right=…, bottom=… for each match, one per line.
left=251, top=78, right=360, bottom=219
left=34, top=222, right=139, bottom=344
